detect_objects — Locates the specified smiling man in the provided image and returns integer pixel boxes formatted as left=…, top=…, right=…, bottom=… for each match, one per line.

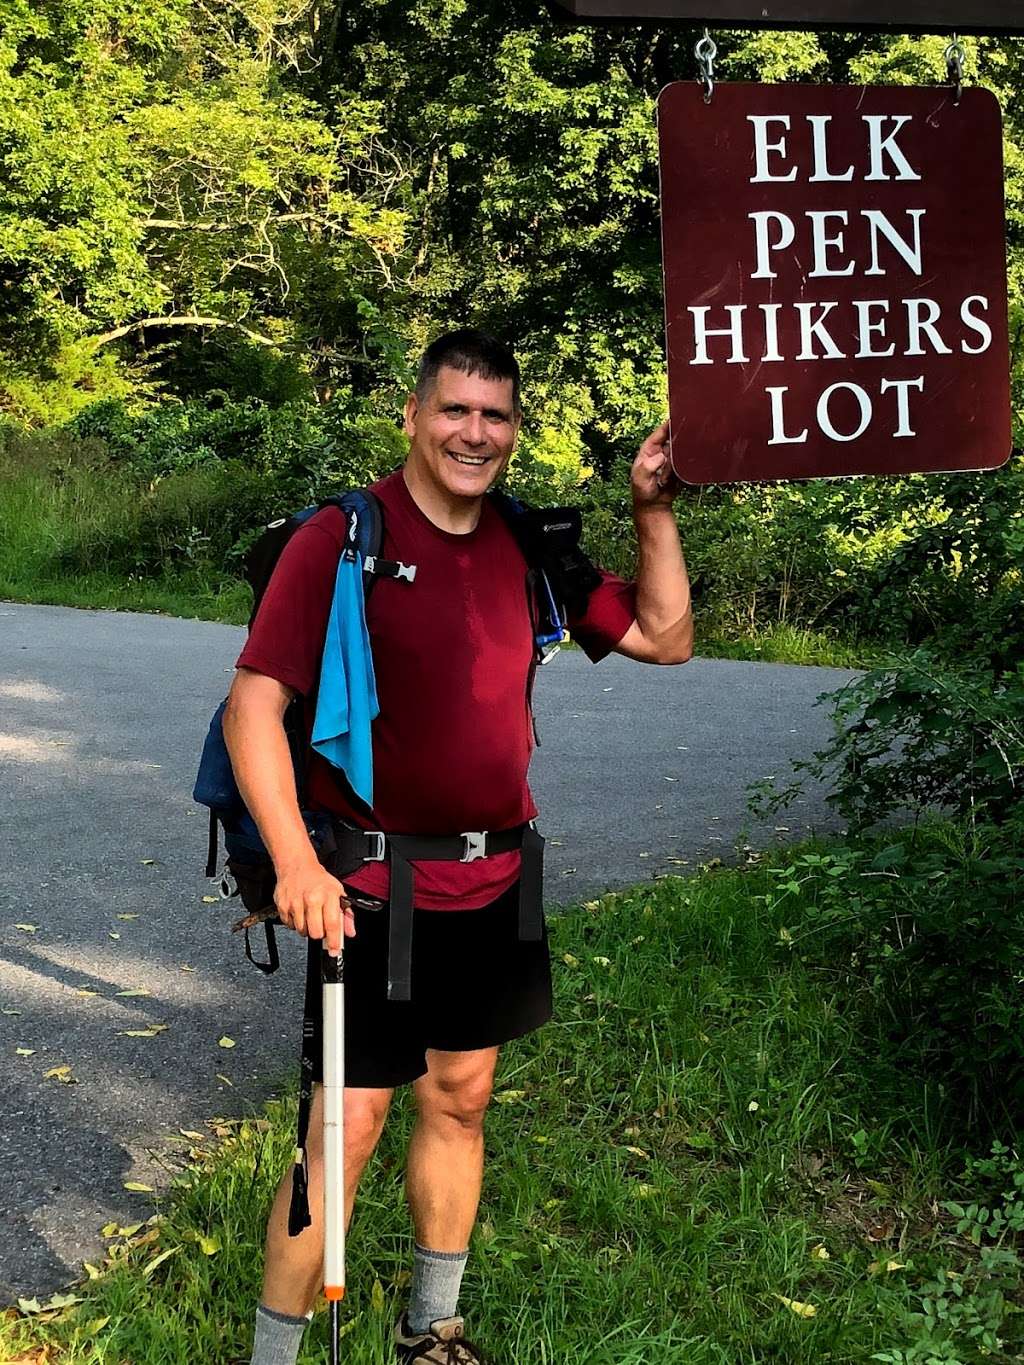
left=226, top=330, right=693, bottom=1365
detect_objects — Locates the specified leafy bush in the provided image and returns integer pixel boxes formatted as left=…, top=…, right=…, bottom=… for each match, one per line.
left=764, top=821, right=1024, bottom=1127
left=764, top=650, right=1024, bottom=833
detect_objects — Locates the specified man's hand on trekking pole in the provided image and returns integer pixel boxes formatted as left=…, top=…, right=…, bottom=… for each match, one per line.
left=274, top=858, right=357, bottom=956
left=631, top=420, right=683, bottom=511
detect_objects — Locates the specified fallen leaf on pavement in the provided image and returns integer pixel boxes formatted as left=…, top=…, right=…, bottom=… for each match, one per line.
left=43, top=1065, right=75, bottom=1083
left=108, top=932, right=121, bottom=940
left=216, top=1073, right=233, bottom=1086
left=116, top=914, right=140, bottom=922
left=218, top=1036, right=235, bottom=1048
left=15, top=1048, right=35, bottom=1056
left=14, top=924, right=38, bottom=933
left=123, top=1181, right=154, bottom=1193
left=115, top=988, right=151, bottom=997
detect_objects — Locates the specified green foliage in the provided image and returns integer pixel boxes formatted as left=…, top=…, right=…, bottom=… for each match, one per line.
left=763, top=651, right=1024, bottom=832
left=4, top=6, right=1024, bottom=657
left=872, top=1248, right=1021, bottom=1363
left=872, top=1141, right=1024, bottom=1365
left=762, top=823, right=1024, bottom=1126
left=756, top=648, right=1024, bottom=1123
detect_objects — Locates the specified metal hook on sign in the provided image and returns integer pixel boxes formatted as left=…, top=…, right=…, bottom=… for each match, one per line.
left=695, top=28, right=717, bottom=106
left=945, top=35, right=966, bottom=107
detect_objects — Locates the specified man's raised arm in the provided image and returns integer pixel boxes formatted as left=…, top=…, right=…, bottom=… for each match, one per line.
left=614, top=420, right=694, bottom=665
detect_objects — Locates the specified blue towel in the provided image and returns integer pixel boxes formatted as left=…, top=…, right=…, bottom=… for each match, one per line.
left=311, top=551, right=379, bottom=807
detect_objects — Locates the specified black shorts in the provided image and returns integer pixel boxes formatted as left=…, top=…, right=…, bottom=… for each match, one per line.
left=309, top=881, right=552, bottom=1089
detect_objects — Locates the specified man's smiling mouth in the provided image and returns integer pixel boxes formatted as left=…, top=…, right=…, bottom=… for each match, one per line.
left=447, top=450, right=491, bottom=466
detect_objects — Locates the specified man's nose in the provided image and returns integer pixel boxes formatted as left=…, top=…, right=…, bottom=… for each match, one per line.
left=461, top=413, right=486, bottom=447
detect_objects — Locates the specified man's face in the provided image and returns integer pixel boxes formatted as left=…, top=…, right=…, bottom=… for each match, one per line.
left=404, top=365, right=520, bottom=502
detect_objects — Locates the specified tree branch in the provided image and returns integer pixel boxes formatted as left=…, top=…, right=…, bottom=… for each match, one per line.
left=89, top=315, right=279, bottom=348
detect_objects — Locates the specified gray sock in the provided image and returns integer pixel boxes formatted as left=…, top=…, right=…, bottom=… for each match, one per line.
left=407, top=1243, right=470, bottom=1334
left=250, top=1303, right=312, bottom=1365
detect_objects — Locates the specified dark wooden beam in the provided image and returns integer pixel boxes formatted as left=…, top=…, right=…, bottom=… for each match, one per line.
left=549, top=0, right=1024, bottom=35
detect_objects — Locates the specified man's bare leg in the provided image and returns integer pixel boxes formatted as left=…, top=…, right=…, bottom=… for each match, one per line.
left=398, top=1047, right=498, bottom=1338
left=406, top=1047, right=498, bottom=1250
left=260, top=1082, right=393, bottom=1316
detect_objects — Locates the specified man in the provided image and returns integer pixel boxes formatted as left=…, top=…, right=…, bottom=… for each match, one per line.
left=224, top=330, right=693, bottom=1365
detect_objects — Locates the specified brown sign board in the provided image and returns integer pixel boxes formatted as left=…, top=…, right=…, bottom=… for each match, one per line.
left=658, top=83, right=1010, bottom=484
left=550, top=0, right=1024, bottom=34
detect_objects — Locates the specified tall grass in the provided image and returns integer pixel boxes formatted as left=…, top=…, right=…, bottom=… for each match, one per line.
left=3, top=865, right=1019, bottom=1364
left=0, top=434, right=252, bottom=621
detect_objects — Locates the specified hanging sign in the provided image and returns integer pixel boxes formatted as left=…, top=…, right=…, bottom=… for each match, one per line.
left=551, top=2, right=1024, bottom=34
left=659, top=83, right=1010, bottom=483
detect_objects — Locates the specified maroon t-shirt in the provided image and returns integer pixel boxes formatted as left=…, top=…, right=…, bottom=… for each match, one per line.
left=236, top=470, right=637, bottom=908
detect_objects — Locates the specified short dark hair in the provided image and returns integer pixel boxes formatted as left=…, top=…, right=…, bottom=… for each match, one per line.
left=415, top=329, right=521, bottom=413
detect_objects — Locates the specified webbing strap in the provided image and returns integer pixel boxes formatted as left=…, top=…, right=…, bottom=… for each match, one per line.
left=518, top=824, right=545, bottom=942
left=288, top=934, right=321, bottom=1237
left=385, top=845, right=416, bottom=1003
left=205, top=811, right=219, bottom=879
left=243, top=920, right=280, bottom=976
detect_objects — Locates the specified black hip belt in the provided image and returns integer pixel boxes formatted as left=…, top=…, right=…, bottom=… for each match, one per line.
left=328, top=820, right=545, bottom=1002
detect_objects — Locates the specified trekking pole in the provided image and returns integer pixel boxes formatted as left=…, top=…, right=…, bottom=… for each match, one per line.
left=322, top=942, right=345, bottom=1364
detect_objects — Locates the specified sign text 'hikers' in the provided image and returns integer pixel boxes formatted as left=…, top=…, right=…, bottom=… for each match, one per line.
left=658, top=84, right=1011, bottom=484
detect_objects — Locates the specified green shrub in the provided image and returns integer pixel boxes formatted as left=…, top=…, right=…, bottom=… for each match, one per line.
left=763, top=822, right=1024, bottom=1129
left=765, top=650, right=1024, bottom=833
left=54, top=461, right=280, bottom=581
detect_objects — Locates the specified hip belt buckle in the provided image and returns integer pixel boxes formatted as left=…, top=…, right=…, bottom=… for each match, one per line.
left=365, top=832, right=387, bottom=862
left=460, top=831, right=488, bottom=863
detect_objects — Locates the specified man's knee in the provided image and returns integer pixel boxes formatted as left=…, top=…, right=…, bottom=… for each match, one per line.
left=417, top=1052, right=497, bottom=1135
left=307, top=1085, right=391, bottom=1165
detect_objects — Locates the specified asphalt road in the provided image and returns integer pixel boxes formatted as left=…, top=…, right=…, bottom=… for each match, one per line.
left=0, top=602, right=857, bottom=1302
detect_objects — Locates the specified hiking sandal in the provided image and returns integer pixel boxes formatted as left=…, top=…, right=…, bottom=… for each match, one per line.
left=394, top=1314, right=490, bottom=1364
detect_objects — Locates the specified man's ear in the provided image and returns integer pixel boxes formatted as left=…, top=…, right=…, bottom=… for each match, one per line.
left=403, top=392, right=418, bottom=440
left=511, top=411, right=523, bottom=451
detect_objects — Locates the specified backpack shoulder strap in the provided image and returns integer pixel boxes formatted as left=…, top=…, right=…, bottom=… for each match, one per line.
left=488, top=489, right=602, bottom=619
left=321, top=489, right=416, bottom=589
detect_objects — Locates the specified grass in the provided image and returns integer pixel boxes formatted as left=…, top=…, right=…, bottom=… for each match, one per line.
left=2, top=863, right=1020, bottom=1364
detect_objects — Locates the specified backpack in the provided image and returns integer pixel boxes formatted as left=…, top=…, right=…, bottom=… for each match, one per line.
left=192, top=483, right=602, bottom=971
